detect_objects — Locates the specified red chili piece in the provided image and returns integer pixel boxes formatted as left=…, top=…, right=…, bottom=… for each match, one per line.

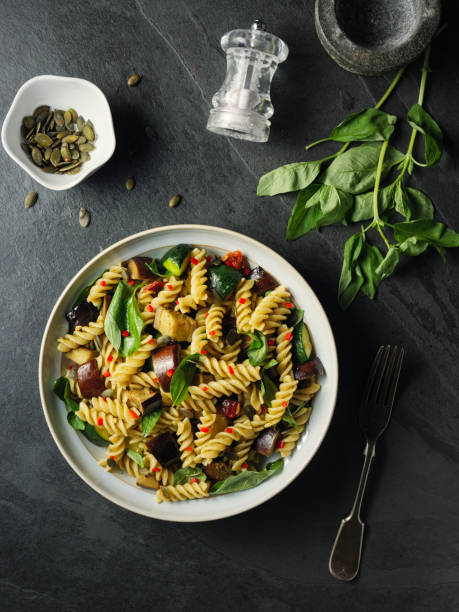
left=97, top=417, right=103, bottom=426
left=107, top=355, right=113, bottom=362
left=205, top=312, right=209, bottom=317
left=202, top=385, right=208, bottom=391
left=209, top=330, right=216, bottom=336
left=102, top=397, right=107, bottom=403
left=206, top=255, right=212, bottom=263
left=110, top=455, right=116, bottom=461
left=200, top=426, right=210, bottom=433
left=243, top=268, right=250, bottom=276
left=153, top=377, right=159, bottom=383
left=267, top=339, right=275, bottom=346
left=147, top=305, right=154, bottom=312
left=242, top=463, right=248, bottom=469
left=190, top=257, right=199, bottom=265
left=121, top=330, right=129, bottom=337
left=175, top=299, right=179, bottom=305
left=285, top=302, right=294, bottom=308
left=68, top=363, right=74, bottom=369
left=103, top=370, right=110, bottom=378
left=184, top=446, right=193, bottom=452
left=129, top=409, right=138, bottom=419
left=225, top=260, right=232, bottom=267
left=189, top=477, right=198, bottom=483
left=282, top=401, right=288, bottom=408
left=200, top=349, right=207, bottom=355
left=277, top=441, right=285, bottom=449
left=285, top=332, right=292, bottom=341
left=226, top=427, right=233, bottom=433
left=148, top=338, right=155, bottom=344
left=238, top=297, right=246, bottom=304
left=228, top=366, right=235, bottom=375
left=152, top=467, right=161, bottom=472
left=128, top=280, right=134, bottom=286
left=100, top=280, right=106, bottom=287
left=167, top=284, right=173, bottom=290
left=166, top=369, right=174, bottom=377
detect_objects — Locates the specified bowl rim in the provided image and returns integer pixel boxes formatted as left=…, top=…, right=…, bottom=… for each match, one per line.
left=1, top=74, right=116, bottom=191
left=38, top=224, right=339, bottom=521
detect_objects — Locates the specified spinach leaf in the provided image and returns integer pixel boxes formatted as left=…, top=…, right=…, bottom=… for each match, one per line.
left=67, top=411, right=85, bottom=431
left=376, top=247, right=399, bottom=281
left=146, top=259, right=170, bottom=277
left=394, top=184, right=434, bottom=221
left=394, top=220, right=459, bottom=256
left=320, top=143, right=404, bottom=194
left=82, top=423, right=109, bottom=447
left=209, top=459, right=283, bottom=496
left=243, top=331, right=268, bottom=366
left=338, top=233, right=365, bottom=310
left=311, top=108, right=397, bottom=145
left=141, top=407, right=163, bottom=437
left=126, top=448, right=145, bottom=468
left=257, top=161, right=322, bottom=196
left=260, top=359, right=278, bottom=407
left=53, top=376, right=80, bottom=412
left=286, top=183, right=353, bottom=239
left=282, top=406, right=299, bottom=431
left=351, top=183, right=395, bottom=222
left=104, top=280, right=144, bottom=357
left=407, top=103, right=443, bottom=167
left=173, top=466, right=207, bottom=486
left=170, top=354, right=200, bottom=405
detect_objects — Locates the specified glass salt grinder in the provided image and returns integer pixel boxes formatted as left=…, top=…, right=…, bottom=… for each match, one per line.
left=206, top=19, right=289, bottom=143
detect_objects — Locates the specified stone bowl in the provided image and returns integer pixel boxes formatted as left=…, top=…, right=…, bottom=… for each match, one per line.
left=315, top=0, right=441, bottom=75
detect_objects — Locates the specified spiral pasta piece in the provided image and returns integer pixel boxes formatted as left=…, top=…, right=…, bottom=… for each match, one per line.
left=250, top=285, right=290, bottom=332
left=194, top=411, right=217, bottom=457
left=177, top=418, right=197, bottom=467
left=263, top=376, right=298, bottom=428
left=205, top=304, right=225, bottom=346
left=190, top=248, right=209, bottom=306
left=156, top=481, right=210, bottom=503
left=87, top=265, right=124, bottom=306
left=232, top=434, right=256, bottom=471
left=199, top=357, right=260, bottom=384
left=151, top=277, right=183, bottom=309
left=242, top=382, right=264, bottom=413
left=129, top=370, right=160, bottom=390
left=276, top=325, right=294, bottom=381
left=181, top=396, right=216, bottom=414
left=188, top=377, right=252, bottom=401
left=118, top=454, right=141, bottom=478
left=142, top=450, right=174, bottom=485
left=100, top=335, right=119, bottom=378
left=190, top=325, right=208, bottom=354
left=279, top=405, right=313, bottom=458
left=235, top=279, right=254, bottom=332
left=57, top=313, right=105, bottom=352
left=205, top=339, right=242, bottom=362
left=263, top=306, right=291, bottom=336
left=76, top=401, right=130, bottom=436
left=291, top=381, right=321, bottom=406
left=111, top=335, right=155, bottom=387
left=200, top=415, right=253, bottom=462
left=106, top=432, right=127, bottom=463
left=90, top=396, right=139, bottom=424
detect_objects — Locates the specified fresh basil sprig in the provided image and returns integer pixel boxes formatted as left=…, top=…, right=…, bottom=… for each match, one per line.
left=260, top=359, right=278, bottom=407
left=146, top=259, right=171, bottom=277
left=126, top=448, right=145, bottom=468
left=104, top=280, right=144, bottom=357
left=173, top=467, right=207, bottom=486
left=209, top=459, right=283, bottom=496
left=141, top=407, right=163, bottom=437
left=243, top=331, right=268, bottom=366
left=170, top=354, right=200, bottom=405
left=282, top=406, right=300, bottom=431
left=258, top=37, right=459, bottom=309
left=72, top=269, right=108, bottom=308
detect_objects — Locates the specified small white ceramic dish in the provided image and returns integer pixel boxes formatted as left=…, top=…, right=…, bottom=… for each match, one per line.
left=1, top=75, right=116, bottom=191
left=39, top=225, right=338, bottom=521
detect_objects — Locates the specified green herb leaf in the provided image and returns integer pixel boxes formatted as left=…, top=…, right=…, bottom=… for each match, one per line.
left=282, top=406, right=299, bottom=431
left=126, top=448, right=145, bottom=468
left=351, top=184, right=395, bottom=222
left=260, top=359, right=278, bottom=407
left=257, top=160, right=322, bottom=196
left=141, top=407, right=163, bottom=437
left=53, top=376, right=80, bottom=412
left=104, top=281, right=144, bottom=357
left=82, top=423, right=109, bottom=447
left=359, top=243, right=384, bottom=299
left=67, top=411, right=85, bottom=431
left=286, top=183, right=321, bottom=240
left=320, top=142, right=404, bottom=194
left=146, top=259, right=171, bottom=277
left=338, top=233, right=365, bottom=310
left=407, top=103, right=443, bottom=166
left=311, top=108, right=397, bottom=145
left=376, top=247, right=399, bottom=281
left=394, top=220, right=459, bottom=256
left=287, top=308, right=304, bottom=328
left=173, top=466, right=207, bottom=486
left=122, top=287, right=143, bottom=356
left=209, top=459, right=284, bottom=496
left=243, top=331, right=268, bottom=366
left=170, top=354, right=200, bottom=405
left=394, top=184, right=434, bottom=221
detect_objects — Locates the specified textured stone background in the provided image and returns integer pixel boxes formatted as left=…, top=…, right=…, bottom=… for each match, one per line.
left=1, top=1, right=458, bottom=611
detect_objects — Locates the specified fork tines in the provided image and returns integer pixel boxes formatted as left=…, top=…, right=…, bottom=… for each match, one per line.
left=363, top=345, right=404, bottom=408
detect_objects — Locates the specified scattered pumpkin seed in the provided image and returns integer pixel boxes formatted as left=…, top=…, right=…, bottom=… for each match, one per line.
left=79, top=207, right=90, bottom=227
left=35, top=133, right=53, bottom=148
left=62, top=134, right=79, bottom=144
left=60, top=146, right=71, bottom=162
left=79, top=143, right=95, bottom=152
left=59, top=161, right=81, bottom=173
left=128, top=73, right=142, bottom=87
left=24, top=191, right=38, bottom=208
left=31, top=146, right=43, bottom=166
left=145, top=126, right=157, bottom=140
left=125, top=176, right=136, bottom=191
left=44, top=148, right=52, bottom=161
left=169, top=194, right=181, bottom=208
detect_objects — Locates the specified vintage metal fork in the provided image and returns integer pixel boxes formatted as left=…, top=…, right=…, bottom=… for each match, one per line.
left=329, top=345, right=404, bottom=581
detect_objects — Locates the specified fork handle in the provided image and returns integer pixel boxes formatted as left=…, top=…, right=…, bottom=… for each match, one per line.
left=329, top=441, right=376, bottom=581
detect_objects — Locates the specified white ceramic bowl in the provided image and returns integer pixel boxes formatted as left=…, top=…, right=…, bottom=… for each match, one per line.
left=39, top=225, right=338, bottom=521
left=1, top=75, right=116, bottom=191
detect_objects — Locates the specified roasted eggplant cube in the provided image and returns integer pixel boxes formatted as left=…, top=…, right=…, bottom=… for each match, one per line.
left=141, top=392, right=162, bottom=415
left=146, top=432, right=180, bottom=467
left=66, top=301, right=99, bottom=331
left=125, top=257, right=156, bottom=280
left=218, top=397, right=241, bottom=419
left=151, top=344, right=180, bottom=392
left=256, top=428, right=280, bottom=457
left=249, top=266, right=278, bottom=295
left=293, top=357, right=325, bottom=381
left=203, top=461, right=233, bottom=482
left=76, top=359, right=106, bottom=398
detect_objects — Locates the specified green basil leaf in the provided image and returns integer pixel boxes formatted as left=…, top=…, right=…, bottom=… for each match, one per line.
left=146, top=259, right=170, bottom=277
left=53, top=376, right=80, bottom=412
left=262, top=358, right=278, bottom=372
left=320, top=143, right=404, bottom=194
left=173, top=466, right=207, bottom=486
left=122, top=287, right=143, bottom=356
left=375, top=247, right=399, bottom=281
left=359, top=243, right=384, bottom=299
left=407, top=103, right=443, bottom=167
left=126, top=448, right=145, bottom=468
left=351, top=183, right=395, bottom=222
left=394, top=220, right=459, bottom=255
left=82, top=423, right=109, bottom=447
left=257, top=161, right=322, bottom=196
left=260, top=371, right=277, bottom=407
left=338, top=233, right=365, bottom=310
left=104, top=280, right=130, bottom=353
left=209, top=459, right=284, bottom=496
left=67, top=411, right=85, bottom=431
left=315, top=108, right=397, bottom=145
left=170, top=354, right=200, bottom=405
left=287, top=308, right=304, bottom=328
left=394, top=184, right=434, bottom=221
left=243, top=331, right=268, bottom=366
left=282, top=406, right=299, bottom=431
left=286, top=183, right=322, bottom=240
left=72, top=270, right=108, bottom=308
left=141, top=407, right=163, bottom=437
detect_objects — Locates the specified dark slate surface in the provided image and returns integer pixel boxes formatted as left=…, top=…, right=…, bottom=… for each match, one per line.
left=1, top=2, right=458, bottom=611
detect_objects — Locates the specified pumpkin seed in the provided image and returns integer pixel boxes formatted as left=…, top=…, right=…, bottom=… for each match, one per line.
left=169, top=194, right=181, bottom=208
left=24, top=191, right=38, bottom=208
left=44, top=148, right=52, bottom=161
left=79, top=143, right=95, bottom=152
left=61, top=146, right=71, bottom=162
left=145, top=126, right=157, bottom=140
left=62, top=134, right=78, bottom=144
left=64, top=110, right=72, bottom=125
left=69, top=108, right=78, bottom=122
left=33, top=105, right=49, bottom=118
left=54, top=111, right=64, bottom=127
left=35, top=133, right=53, bottom=148
left=42, top=165, right=57, bottom=173
left=59, top=161, right=81, bottom=173
left=125, top=176, right=136, bottom=190
left=77, top=136, right=87, bottom=145
left=36, top=109, right=49, bottom=124
left=21, top=142, right=30, bottom=155
left=50, top=148, right=61, bottom=166
left=71, top=149, right=79, bottom=160
left=79, top=207, right=90, bottom=227
left=128, top=73, right=142, bottom=87
left=79, top=151, right=90, bottom=162
left=23, top=116, right=35, bottom=130
left=82, top=125, right=94, bottom=141
left=77, top=116, right=85, bottom=131
left=66, top=166, right=81, bottom=175
left=31, top=147, right=43, bottom=166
